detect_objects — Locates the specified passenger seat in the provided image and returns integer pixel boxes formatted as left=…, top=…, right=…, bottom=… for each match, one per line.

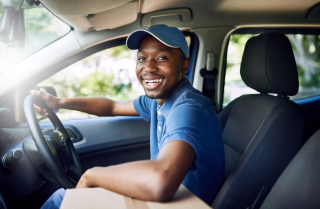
left=212, top=32, right=304, bottom=209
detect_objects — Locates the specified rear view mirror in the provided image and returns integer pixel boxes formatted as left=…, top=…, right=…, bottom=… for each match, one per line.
left=0, top=6, right=15, bottom=43
left=0, top=5, right=25, bottom=47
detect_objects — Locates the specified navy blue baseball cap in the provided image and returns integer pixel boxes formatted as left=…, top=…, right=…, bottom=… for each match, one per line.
left=126, top=24, right=189, bottom=58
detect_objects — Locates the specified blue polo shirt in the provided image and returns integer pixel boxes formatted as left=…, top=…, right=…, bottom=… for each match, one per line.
left=134, top=79, right=224, bottom=204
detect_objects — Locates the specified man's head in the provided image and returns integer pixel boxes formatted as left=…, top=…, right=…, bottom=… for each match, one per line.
left=126, top=24, right=190, bottom=105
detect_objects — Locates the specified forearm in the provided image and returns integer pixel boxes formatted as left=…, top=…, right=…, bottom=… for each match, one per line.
left=58, top=97, right=138, bottom=116
left=58, top=97, right=115, bottom=116
left=32, top=90, right=138, bottom=117
left=76, top=141, right=195, bottom=202
left=77, top=160, right=180, bottom=202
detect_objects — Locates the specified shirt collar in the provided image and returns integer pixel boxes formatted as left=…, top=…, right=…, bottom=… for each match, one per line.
left=159, top=79, right=195, bottom=119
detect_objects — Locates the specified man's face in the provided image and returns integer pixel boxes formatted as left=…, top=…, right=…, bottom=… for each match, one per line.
left=136, top=35, right=190, bottom=105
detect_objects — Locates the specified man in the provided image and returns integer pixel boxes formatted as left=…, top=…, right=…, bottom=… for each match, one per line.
left=35, top=24, right=224, bottom=208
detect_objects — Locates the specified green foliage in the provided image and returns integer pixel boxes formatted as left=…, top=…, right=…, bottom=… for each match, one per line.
left=227, top=33, right=320, bottom=89
left=230, top=34, right=254, bottom=45
left=44, top=70, right=133, bottom=99
left=224, top=33, right=320, bottom=106
left=0, top=3, right=70, bottom=74
left=225, top=34, right=255, bottom=83
left=38, top=44, right=141, bottom=120
left=24, top=7, right=70, bottom=49
left=287, top=34, right=320, bottom=88
left=107, top=45, right=130, bottom=57
left=78, top=70, right=132, bottom=100
left=40, top=44, right=140, bottom=100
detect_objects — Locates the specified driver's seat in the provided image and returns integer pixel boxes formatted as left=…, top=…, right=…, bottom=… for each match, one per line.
left=212, top=33, right=305, bottom=209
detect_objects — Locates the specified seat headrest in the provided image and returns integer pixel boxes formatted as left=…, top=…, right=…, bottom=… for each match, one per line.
left=240, top=32, right=299, bottom=96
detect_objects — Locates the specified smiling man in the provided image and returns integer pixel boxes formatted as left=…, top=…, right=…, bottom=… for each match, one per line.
left=35, top=24, right=224, bottom=209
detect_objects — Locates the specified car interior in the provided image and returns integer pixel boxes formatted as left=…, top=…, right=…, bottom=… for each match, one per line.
left=0, top=0, right=320, bottom=208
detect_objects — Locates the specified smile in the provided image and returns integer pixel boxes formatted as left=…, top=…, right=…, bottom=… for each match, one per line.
left=145, top=79, right=162, bottom=83
left=143, top=78, right=164, bottom=90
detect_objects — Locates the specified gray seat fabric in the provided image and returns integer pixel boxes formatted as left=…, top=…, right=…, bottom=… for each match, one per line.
left=212, top=33, right=305, bottom=209
left=240, top=32, right=299, bottom=96
left=260, top=129, right=320, bottom=209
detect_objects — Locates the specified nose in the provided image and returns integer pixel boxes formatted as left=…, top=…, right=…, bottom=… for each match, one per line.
left=143, top=58, right=158, bottom=73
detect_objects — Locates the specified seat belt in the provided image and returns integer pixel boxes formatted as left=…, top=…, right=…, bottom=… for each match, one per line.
left=200, top=52, right=218, bottom=109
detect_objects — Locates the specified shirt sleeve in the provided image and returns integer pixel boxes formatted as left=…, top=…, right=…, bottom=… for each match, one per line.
left=133, top=95, right=153, bottom=122
left=161, top=99, right=214, bottom=159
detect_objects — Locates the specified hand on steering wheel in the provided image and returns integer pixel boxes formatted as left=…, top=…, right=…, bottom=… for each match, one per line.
left=24, top=95, right=82, bottom=188
left=31, top=90, right=60, bottom=117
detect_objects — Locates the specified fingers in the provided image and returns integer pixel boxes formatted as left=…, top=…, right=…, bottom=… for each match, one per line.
left=31, top=90, right=46, bottom=98
left=32, top=90, right=50, bottom=106
left=33, top=104, right=49, bottom=117
left=31, top=89, right=59, bottom=111
left=32, top=90, right=50, bottom=117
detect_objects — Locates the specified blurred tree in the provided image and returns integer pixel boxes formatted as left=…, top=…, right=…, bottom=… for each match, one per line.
left=225, top=34, right=254, bottom=82
left=224, top=33, right=320, bottom=105
left=41, top=45, right=138, bottom=101
left=227, top=34, right=320, bottom=88
left=38, top=44, right=141, bottom=120
left=287, top=35, right=320, bottom=88
left=0, top=3, right=70, bottom=74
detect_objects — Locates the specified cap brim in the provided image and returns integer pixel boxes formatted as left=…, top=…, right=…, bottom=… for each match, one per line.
left=126, top=29, right=179, bottom=50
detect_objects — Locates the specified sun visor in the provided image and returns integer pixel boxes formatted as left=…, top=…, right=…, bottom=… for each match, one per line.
left=40, top=0, right=133, bottom=15
left=40, top=0, right=139, bottom=31
left=86, top=1, right=139, bottom=31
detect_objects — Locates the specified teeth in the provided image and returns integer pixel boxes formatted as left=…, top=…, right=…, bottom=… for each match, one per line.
left=145, top=79, right=162, bottom=83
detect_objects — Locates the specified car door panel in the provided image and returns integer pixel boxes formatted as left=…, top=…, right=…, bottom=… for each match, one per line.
left=79, top=142, right=150, bottom=171
left=295, top=95, right=320, bottom=141
left=39, top=116, right=150, bottom=171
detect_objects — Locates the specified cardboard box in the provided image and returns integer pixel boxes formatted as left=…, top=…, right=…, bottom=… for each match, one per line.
left=60, top=185, right=212, bottom=209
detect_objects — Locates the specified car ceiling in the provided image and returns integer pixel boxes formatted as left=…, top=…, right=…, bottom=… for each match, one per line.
left=40, top=0, right=320, bottom=32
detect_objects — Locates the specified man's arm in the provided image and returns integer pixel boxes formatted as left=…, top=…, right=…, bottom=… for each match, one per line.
left=31, top=90, right=138, bottom=117
left=76, top=140, right=196, bottom=202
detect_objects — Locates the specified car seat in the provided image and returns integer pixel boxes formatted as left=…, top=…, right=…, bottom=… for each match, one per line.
left=259, top=129, right=320, bottom=209
left=212, top=32, right=305, bottom=209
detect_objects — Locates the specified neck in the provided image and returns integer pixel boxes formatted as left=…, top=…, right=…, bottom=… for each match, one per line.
left=156, top=78, right=186, bottom=106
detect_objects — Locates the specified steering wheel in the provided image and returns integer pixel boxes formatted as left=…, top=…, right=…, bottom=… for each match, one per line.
left=23, top=95, right=82, bottom=188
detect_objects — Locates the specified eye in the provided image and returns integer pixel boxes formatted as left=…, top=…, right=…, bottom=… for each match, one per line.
left=137, top=57, right=145, bottom=61
left=157, top=56, right=167, bottom=60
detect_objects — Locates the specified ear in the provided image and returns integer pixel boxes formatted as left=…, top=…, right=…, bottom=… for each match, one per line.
left=181, top=58, right=190, bottom=74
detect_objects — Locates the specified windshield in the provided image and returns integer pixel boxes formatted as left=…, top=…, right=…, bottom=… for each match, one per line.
left=0, top=0, right=70, bottom=75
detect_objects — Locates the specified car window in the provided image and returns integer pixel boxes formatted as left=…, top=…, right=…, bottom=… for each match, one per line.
left=0, top=2, right=70, bottom=75
left=37, top=44, right=144, bottom=120
left=35, top=33, right=195, bottom=121
left=223, top=33, right=320, bottom=106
